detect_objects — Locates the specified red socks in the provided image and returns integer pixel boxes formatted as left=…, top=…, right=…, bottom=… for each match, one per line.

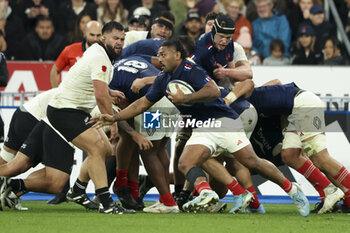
left=195, top=181, right=212, bottom=194
left=280, top=178, right=293, bottom=193
left=247, top=185, right=261, bottom=209
left=333, top=166, right=350, bottom=207
left=128, top=180, right=138, bottom=200
left=160, top=192, right=177, bottom=206
left=226, top=179, right=247, bottom=195
left=298, top=160, right=331, bottom=190
left=115, top=169, right=128, bottom=189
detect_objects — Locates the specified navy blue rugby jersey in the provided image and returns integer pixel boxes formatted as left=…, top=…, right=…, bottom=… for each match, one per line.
left=120, top=38, right=164, bottom=59
left=190, top=32, right=234, bottom=83
left=220, top=87, right=250, bottom=115
left=145, top=59, right=239, bottom=122
left=248, top=83, right=298, bottom=115
left=109, top=56, right=160, bottom=103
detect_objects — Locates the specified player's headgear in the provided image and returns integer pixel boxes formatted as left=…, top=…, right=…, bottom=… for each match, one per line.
left=211, top=14, right=235, bottom=38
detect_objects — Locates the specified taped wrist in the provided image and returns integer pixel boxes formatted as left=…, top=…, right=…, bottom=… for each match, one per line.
left=225, top=92, right=237, bottom=104
left=186, top=167, right=207, bottom=186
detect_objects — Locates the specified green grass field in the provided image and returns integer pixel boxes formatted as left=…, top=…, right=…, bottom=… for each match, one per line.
left=0, top=201, right=349, bottom=233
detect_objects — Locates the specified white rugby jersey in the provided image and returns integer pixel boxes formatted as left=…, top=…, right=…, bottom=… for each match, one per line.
left=123, top=31, right=148, bottom=48
left=49, top=43, right=114, bottom=113
left=23, top=89, right=57, bottom=121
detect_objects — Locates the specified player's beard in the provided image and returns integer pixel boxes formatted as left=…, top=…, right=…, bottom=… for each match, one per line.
left=105, top=44, right=118, bottom=62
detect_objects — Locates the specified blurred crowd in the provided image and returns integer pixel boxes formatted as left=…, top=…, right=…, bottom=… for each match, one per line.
left=0, top=0, right=349, bottom=65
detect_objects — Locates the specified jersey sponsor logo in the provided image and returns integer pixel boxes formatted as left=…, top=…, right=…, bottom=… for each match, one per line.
left=102, top=66, right=107, bottom=72
left=143, top=110, right=161, bottom=129
left=21, top=144, right=27, bottom=149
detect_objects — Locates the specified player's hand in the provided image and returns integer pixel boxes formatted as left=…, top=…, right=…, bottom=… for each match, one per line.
left=213, top=63, right=226, bottom=79
left=131, top=78, right=146, bottom=94
left=131, top=132, right=153, bottom=150
left=108, top=122, right=118, bottom=141
left=166, top=84, right=185, bottom=105
left=109, top=89, right=126, bottom=99
left=90, top=114, right=117, bottom=128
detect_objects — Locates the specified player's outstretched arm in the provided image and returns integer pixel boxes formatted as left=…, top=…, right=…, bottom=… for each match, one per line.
left=223, top=79, right=255, bottom=106
left=90, top=96, right=153, bottom=126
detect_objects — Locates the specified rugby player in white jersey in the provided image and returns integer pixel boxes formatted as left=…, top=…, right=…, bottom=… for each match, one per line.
left=46, top=21, right=134, bottom=214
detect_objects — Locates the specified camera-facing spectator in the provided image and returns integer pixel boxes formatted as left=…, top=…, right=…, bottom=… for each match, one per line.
left=291, top=23, right=322, bottom=65
left=127, top=15, right=148, bottom=31
left=97, top=0, right=128, bottom=27
left=307, top=4, right=336, bottom=54
left=67, top=13, right=92, bottom=44
left=22, top=16, right=66, bottom=61
left=287, top=0, right=322, bottom=42
left=263, top=39, right=290, bottom=65
left=252, top=0, right=291, bottom=59
left=223, top=0, right=252, bottom=42
left=177, top=10, right=203, bottom=40
left=323, top=37, right=349, bottom=65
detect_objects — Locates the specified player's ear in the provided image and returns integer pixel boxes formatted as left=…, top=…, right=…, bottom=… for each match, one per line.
left=101, top=35, right=106, bottom=43
left=176, top=51, right=181, bottom=60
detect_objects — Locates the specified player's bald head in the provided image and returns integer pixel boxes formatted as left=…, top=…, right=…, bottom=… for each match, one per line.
left=85, top=21, right=102, bottom=47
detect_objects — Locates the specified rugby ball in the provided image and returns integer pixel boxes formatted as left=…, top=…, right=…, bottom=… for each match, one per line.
left=166, top=80, right=195, bottom=106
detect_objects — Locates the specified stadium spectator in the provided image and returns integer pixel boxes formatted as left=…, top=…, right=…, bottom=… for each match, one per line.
left=223, top=0, right=252, bottom=42
left=195, top=0, right=219, bottom=24
left=17, top=0, right=57, bottom=33
left=306, top=4, right=336, bottom=54
left=246, top=0, right=287, bottom=22
left=132, top=6, right=152, bottom=28
left=236, top=26, right=262, bottom=65
left=0, top=0, right=26, bottom=60
left=176, top=10, right=203, bottom=40
left=323, top=37, right=349, bottom=65
left=263, top=39, right=290, bottom=65
left=291, top=23, right=322, bottom=65
left=123, top=11, right=174, bottom=47
left=22, top=16, right=66, bottom=61
left=56, top=0, right=97, bottom=38
left=129, top=0, right=167, bottom=20
left=67, top=13, right=92, bottom=44
left=97, top=0, right=128, bottom=27
left=127, top=15, right=148, bottom=31
left=286, top=0, right=321, bottom=42
left=252, top=0, right=291, bottom=59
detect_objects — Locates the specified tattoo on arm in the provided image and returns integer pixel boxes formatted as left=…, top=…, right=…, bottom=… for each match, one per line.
left=118, top=120, right=135, bottom=134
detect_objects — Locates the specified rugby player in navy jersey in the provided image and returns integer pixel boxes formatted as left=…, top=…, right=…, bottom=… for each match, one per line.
left=224, top=81, right=347, bottom=213
left=109, top=55, right=182, bottom=213
left=91, top=39, right=310, bottom=216
left=191, top=14, right=252, bottom=86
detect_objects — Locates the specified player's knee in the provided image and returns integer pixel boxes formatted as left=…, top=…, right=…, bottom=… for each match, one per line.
left=302, top=134, right=326, bottom=158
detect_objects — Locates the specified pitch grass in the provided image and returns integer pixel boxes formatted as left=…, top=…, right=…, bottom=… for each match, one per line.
left=0, top=201, right=348, bottom=233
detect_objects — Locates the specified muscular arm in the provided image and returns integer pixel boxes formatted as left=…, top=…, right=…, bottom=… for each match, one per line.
left=50, top=64, right=62, bottom=88
left=225, top=60, right=253, bottom=82
left=115, top=96, right=153, bottom=121
left=93, top=80, right=114, bottom=115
